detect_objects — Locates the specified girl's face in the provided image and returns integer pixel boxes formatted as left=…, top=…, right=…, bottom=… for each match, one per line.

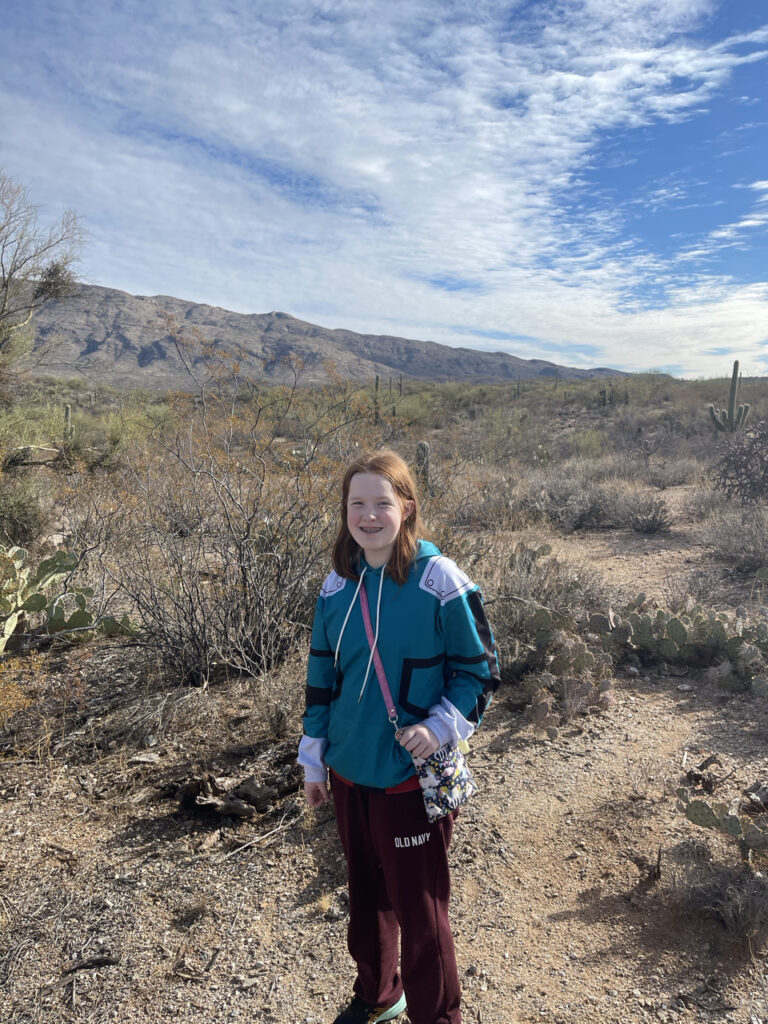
left=346, top=472, right=414, bottom=568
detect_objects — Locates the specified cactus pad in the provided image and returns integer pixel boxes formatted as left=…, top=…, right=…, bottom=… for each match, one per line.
left=685, top=800, right=721, bottom=830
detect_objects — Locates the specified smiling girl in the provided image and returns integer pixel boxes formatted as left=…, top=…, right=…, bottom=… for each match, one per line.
left=299, top=450, right=500, bottom=1024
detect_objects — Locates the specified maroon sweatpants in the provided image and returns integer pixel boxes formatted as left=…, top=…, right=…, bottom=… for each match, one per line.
left=331, top=773, right=461, bottom=1024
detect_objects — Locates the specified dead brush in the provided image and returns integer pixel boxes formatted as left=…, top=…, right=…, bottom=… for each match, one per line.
left=661, top=568, right=721, bottom=614
left=616, top=489, right=673, bottom=534
left=665, top=858, right=768, bottom=950
left=680, top=483, right=724, bottom=521
left=702, top=508, right=768, bottom=573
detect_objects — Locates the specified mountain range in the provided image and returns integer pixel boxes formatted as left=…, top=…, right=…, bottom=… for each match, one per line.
left=30, top=284, right=624, bottom=388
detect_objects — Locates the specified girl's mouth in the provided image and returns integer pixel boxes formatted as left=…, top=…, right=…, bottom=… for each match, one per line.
left=360, top=527, right=382, bottom=533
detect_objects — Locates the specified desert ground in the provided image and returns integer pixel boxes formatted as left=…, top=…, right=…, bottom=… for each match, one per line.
left=3, top=490, right=768, bottom=1024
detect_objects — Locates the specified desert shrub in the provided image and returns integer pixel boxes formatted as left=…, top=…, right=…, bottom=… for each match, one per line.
left=661, top=569, right=721, bottom=614
left=484, top=539, right=611, bottom=679
left=568, top=427, right=610, bottom=460
left=645, top=456, right=701, bottom=490
left=675, top=787, right=768, bottom=944
left=519, top=480, right=610, bottom=532
left=448, top=469, right=517, bottom=531
left=80, top=346, right=386, bottom=686
left=0, top=473, right=50, bottom=545
left=88, top=447, right=336, bottom=687
left=573, top=452, right=637, bottom=484
left=702, top=509, right=768, bottom=573
left=617, top=490, right=672, bottom=534
left=666, top=858, right=768, bottom=949
left=712, top=420, right=768, bottom=504
left=680, top=484, right=724, bottom=521
left=688, top=868, right=768, bottom=946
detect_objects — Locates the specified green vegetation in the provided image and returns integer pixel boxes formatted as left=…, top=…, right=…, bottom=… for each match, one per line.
left=678, top=787, right=768, bottom=866
left=0, top=335, right=765, bottom=700
left=709, top=359, right=751, bottom=433
left=0, top=545, right=131, bottom=652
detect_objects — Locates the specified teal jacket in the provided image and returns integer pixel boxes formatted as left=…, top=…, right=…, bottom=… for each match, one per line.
left=301, top=540, right=500, bottom=789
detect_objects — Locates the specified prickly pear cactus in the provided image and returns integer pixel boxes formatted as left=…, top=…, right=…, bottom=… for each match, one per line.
left=678, top=787, right=768, bottom=863
left=0, top=544, right=133, bottom=651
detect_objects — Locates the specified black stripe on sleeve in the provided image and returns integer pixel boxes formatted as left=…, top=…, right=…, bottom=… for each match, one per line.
left=462, top=591, right=502, bottom=724
left=446, top=653, right=486, bottom=665
left=305, top=684, right=332, bottom=707
left=310, top=647, right=334, bottom=659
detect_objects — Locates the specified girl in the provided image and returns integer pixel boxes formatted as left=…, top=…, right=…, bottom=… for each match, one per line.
left=299, top=450, right=500, bottom=1024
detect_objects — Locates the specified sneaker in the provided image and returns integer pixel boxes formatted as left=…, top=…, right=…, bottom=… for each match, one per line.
left=332, top=992, right=407, bottom=1024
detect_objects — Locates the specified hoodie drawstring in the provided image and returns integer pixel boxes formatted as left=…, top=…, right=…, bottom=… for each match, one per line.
left=335, top=568, right=366, bottom=666
left=331, top=565, right=387, bottom=704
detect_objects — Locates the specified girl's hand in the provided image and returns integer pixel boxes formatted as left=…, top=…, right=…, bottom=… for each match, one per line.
left=397, top=724, right=440, bottom=759
left=304, top=781, right=331, bottom=806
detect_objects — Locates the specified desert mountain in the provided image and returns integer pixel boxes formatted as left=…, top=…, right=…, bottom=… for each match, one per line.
left=31, top=284, right=623, bottom=388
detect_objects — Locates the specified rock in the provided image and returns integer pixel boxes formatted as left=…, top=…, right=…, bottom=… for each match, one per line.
left=129, top=752, right=161, bottom=764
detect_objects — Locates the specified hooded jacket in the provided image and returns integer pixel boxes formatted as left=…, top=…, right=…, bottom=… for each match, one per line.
left=300, top=540, right=500, bottom=789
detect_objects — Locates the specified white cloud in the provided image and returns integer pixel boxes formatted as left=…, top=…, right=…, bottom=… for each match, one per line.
left=0, top=0, right=767, bottom=377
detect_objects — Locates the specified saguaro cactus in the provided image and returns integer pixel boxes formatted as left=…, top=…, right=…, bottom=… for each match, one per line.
left=416, top=441, right=431, bottom=492
left=709, top=360, right=750, bottom=432
left=64, top=403, right=73, bottom=438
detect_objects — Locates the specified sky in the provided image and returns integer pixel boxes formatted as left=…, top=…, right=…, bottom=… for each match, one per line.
left=1, top=0, right=767, bottom=378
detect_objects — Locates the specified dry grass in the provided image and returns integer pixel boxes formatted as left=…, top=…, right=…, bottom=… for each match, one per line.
left=665, top=856, right=768, bottom=951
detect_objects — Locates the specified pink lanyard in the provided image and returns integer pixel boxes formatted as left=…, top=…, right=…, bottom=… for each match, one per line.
left=358, top=581, right=400, bottom=733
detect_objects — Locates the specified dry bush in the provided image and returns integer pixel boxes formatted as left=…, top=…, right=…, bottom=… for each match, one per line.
left=512, top=454, right=650, bottom=535
left=440, top=465, right=520, bottom=532
left=88, top=447, right=335, bottom=687
left=76, top=340, right=383, bottom=687
left=680, top=484, right=725, bottom=521
left=0, top=471, right=50, bottom=545
left=702, top=509, right=768, bottom=573
left=666, top=857, right=768, bottom=950
left=518, top=478, right=612, bottom=533
left=578, top=482, right=675, bottom=535
left=661, top=569, right=721, bottom=614
left=644, top=456, right=702, bottom=490
left=712, top=421, right=768, bottom=505
left=617, top=490, right=673, bottom=534
left=483, top=537, right=612, bottom=677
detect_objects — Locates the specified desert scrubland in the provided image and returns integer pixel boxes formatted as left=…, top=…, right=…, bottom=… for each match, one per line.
left=2, top=351, right=768, bottom=1024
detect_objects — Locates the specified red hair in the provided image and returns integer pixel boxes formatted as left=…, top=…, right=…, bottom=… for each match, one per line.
left=332, top=450, right=425, bottom=584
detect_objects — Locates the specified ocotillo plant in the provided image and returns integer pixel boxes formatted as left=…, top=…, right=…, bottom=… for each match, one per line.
left=709, top=359, right=750, bottom=432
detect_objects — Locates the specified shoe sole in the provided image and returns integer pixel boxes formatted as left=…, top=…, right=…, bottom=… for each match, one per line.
left=374, top=993, right=407, bottom=1022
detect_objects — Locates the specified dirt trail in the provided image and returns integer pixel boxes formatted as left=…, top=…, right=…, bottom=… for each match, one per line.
left=3, top=658, right=768, bottom=1024
left=454, top=678, right=744, bottom=1024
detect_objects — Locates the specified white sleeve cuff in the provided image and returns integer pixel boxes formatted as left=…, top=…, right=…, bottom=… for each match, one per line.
left=423, top=698, right=476, bottom=748
left=298, top=734, right=329, bottom=783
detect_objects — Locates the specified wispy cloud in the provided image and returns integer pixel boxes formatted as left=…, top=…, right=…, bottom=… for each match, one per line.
left=0, top=0, right=767, bottom=376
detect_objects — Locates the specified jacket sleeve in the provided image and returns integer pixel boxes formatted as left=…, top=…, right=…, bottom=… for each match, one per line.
left=437, top=584, right=500, bottom=730
left=302, top=593, right=336, bottom=740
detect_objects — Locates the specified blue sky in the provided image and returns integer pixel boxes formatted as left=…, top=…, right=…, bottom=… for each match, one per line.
left=1, top=0, right=767, bottom=377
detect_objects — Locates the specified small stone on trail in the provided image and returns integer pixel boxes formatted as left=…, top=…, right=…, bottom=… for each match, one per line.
left=129, top=752, right=161, bottom=764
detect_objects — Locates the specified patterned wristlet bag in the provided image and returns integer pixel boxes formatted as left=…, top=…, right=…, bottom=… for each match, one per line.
left=358, top=584, right=477, bottom=822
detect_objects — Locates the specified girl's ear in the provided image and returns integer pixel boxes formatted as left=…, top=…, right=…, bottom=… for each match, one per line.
left=402, top=499, right=415, bottom=520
